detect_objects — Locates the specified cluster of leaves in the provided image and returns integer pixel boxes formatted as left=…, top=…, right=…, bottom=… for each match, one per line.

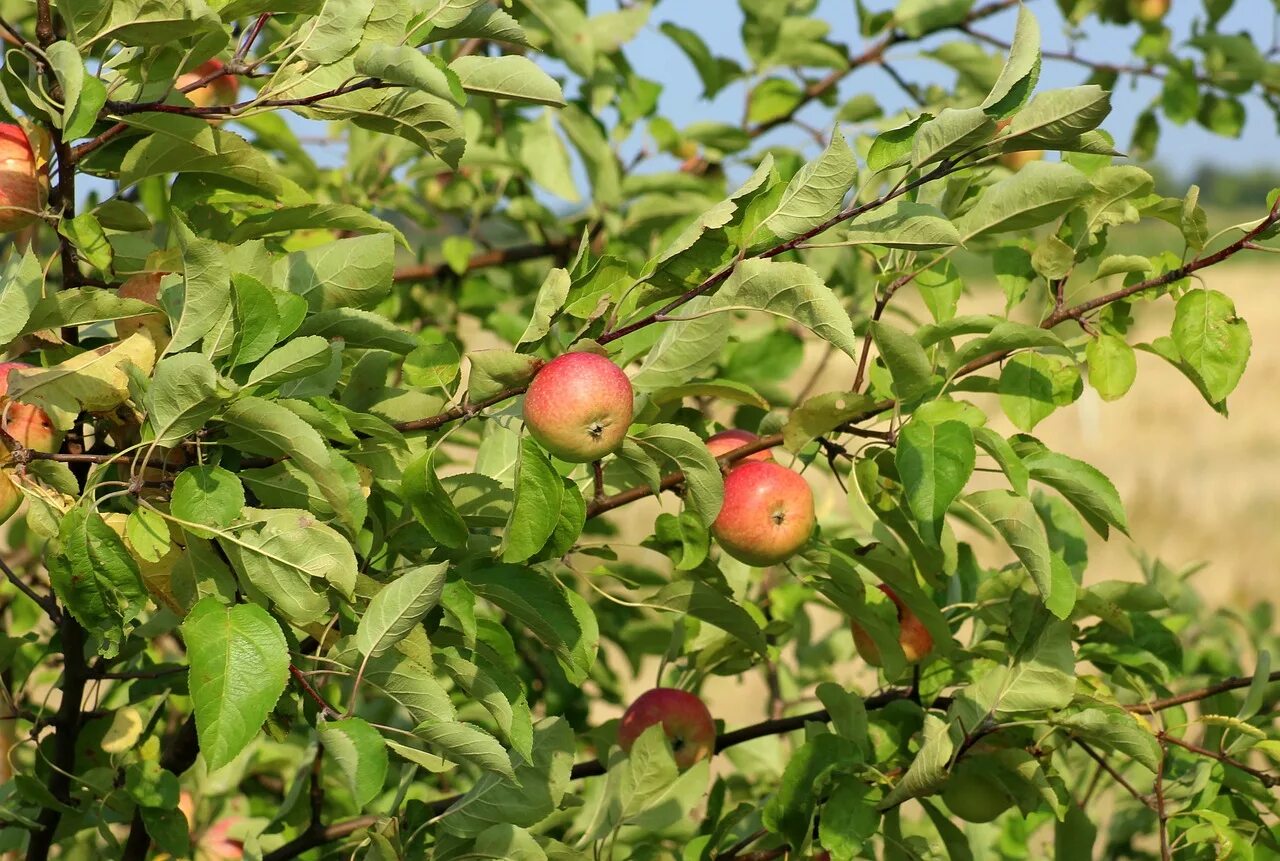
left=0, top=1, right=1278, bottom=860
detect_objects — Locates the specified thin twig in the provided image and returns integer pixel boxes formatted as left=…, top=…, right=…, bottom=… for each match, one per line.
left=1156, top=746, right=1172, bottom=861
left=289, top=665, right=340, bottom=719
left=1074, top=739, right=1154, bottom=810
left=0, top=556, right=60, bottom=622
left=1159, top=731, right=1279, bottom=787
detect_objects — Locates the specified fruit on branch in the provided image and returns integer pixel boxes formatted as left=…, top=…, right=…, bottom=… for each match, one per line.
left=522, top=352, right=634, bottom=462
left=0, top=124, right=44, bottom=233
left=941, top=759, right=1016, bottom=823
left=999, top=149, right=1043, bottom=171
left=1128, top=0, right=1170, bottom=23
left=712, top=460, right=815, bottom=566
left=851, top=584, right=934, bottom=666
left=116, top=272, right=171, bottom=349
left=197, top=817, right=246, bottom=860
left=618, top=687, right=716, bottom=769
left=706, top=429, right=774, bottom=465
left=177, top=59, right=239, bottom=109
left=0, top=467, right=20, bottom=525
left=0, top=362, right=61, bottom=453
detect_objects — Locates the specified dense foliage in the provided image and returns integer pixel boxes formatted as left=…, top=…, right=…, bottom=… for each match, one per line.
left=0, top=1, right=1278, bottom=859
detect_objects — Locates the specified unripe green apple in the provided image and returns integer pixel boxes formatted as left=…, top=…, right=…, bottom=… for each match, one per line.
left=941, top=758, right=1016, bottom=823
left=178, top=59, right=239, bottom=108
left=617, top=687, right=715, bottom=770
left=0, top=124, right=43, bottom=233
left=1128, top=0, right=1170, bottom=23
left=851, top=584, right=934, bottom=666
left=522, top=352, right=633, bottom=462
left=0, top=363, right=61, bottom=453
left=706, top=429, right=774, bottom=465
left=712, top=460, right=815, bottom=566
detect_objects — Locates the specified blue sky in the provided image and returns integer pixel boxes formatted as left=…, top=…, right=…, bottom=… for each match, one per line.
left=602, top=0, right=1275, bottom=178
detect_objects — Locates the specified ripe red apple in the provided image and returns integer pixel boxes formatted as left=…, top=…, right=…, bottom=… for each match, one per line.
left=177, top=59, right=239, bottom=109
left=711, top=461, right=815, bottom=566
left=617, top=688, right=715, bottom=770
left=1129, top=0, right=1170, bottom=23
left=0, top=362, right=61, bottom=452
left=0, top=124, right=43, bottom=233
left=706, top=429, right=774, bottom=465
left=851, top=584, right=934, bottom=666
left=522, top=352, right=633, bottom=462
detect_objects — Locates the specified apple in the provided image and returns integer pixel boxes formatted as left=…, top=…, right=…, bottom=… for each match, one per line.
left=177, top=59, right=239, bottom=109
left=617, top=687, right=715, bottom=770
left=941, top=759, right=1015, bottom=823
left=116, top=272, right=171, bottom=347
left=522, top=352, right=634, bottom=463
left=712, top=461, right=815, bottom=566
left=0, top=468, right=20, bottom=525
left=851, top=584, right=934, bottom=666
left=197, top=817, right=245, bottom=860
left=0, top=124, right=42, bottom=233
left=706, top=429, right=774, bottom=465
left=1129, top=0, right=1170, bottom=23
left=999, top=149, right=1043, bottom=171
left=0, top=362, right=61, bottom=453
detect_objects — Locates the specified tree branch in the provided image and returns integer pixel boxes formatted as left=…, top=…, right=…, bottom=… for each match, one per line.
left=392, top=239, right=576, bottom=284
left=1159, top=731, right=1279, bottom=788
left=0, top=555, right=60, bottom=622
left=1127, top=669, right=1280, bottom=715
left=290, top=664, right=340, bottom=719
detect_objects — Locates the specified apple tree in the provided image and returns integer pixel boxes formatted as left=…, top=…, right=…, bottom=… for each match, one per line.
left=0, top=0, right=1278, bottom=859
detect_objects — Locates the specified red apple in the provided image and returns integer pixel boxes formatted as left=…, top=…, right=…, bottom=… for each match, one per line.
left=178, top=59, right=239, bottom=109
left=197, top=817, right=245, bottom=860
left=0, top=124, right=42, bottom=233
left=711, top=461, right=815, bottom=566
left=706, top=429, right=774, bottom=465
left=0, top=363, right=61, bottom=452
left=852, top=584, right=934, bottom=666
left=618, top=688, right=715, bottom=770
left=522, top=352, right=634, bottom=462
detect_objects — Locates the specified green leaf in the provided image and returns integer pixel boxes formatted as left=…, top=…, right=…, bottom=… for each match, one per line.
left=840, top=200, right=963, bottom=250
left=649, top=380, right=769, bottom=410
left=462, top=564, right=594, bottom=685
left=1086, top=334, right=1137, bottom=401
left=1052, top=706, right=1161, bottom=772
left=756, top=128, right=856, bottom=242
left=867, top=114, right=929, bottom=172
left=0, top=252, right=44, bottom=345
left=229, top=203, right=407, bottom=247
left=414, top=719, right=515, bottom=778
left=711, top=259, right=858, bottom=358
left=500, top=438, right=563, bottom=563
left=655, top=580, right=767, bottom=655
left=517, top=268, right=570, bottom=346
left=973, top=427, right=1029, bottom=496
left=355, top=564, right=448, bottom=658
left=404, top=337, right=462, bottom=389
left=246, top=336, right=333, bottom=389
left=295, top=308, right=418, bottom=354
left=1021, top=448, right=1127, bottom=537
left=437, top=718, right=574, bottom=837
left=896, top=419, right=975, bottom=544
left=517, top=109, right=579, bottom=202
left=1005, top=86, right=1111, bottom=148
left=403, top=451, right=469, bottom=549
left=172, top=465, right=245, bottom=529
left=946, top=321, right=1066, bottom=375
left=965, top=617, right=1075, bottom=714
left=6, top=334, right=157, bottom=430
left=879, top=714, right=954, bottom=808
left=57, top=214, right=112, bottom=275
left=355, top=44, right=464, bottom=104
left=981, top=5, right=1041, bottom=115
left=912, top=106, right=996, bottom=168
left=1170, top=288, right=1251, bottom=404
left=659, top=21, right=740, bottom=98
left=219, top=508, right=357, bottom=626
left=783, top=391, right=875, bottom=453
left=967, top=489, right=1070, bottom=617
left=765, top=733, right=858, bottom=845
left=558, top=103, right=620, bottom=205
left=449, top=55, right=565, bottom=107
left=119, top=115, right=283, bottom=196
left=956, top=162, right=1093, bottom=240
left=147, top=354, right=222, bottom=447
left=163, top=221, right=230, bottom=354
left=53, top=506, right=146, bottom=656
left=468, top=350, right=542, bottom=400
left=183, top=598, right=288, bottom=772
left=319, top=717, right=389, bottom=808
left=227, top=276, right=282, bottom=367
left=221, top=397, right=357, bottom=533
left=125, top=507, right=170, bottom=564
left=820, top=777, right=879, bottom=859
left=280, top=234, right=394, bottom=312
left=630, top=297, right=729, bottom=392
left=870, top=320, right=934, bottom=401
left=632, top=423, right=724, bottom=527
left=998, top=352, right=1080, bottom=431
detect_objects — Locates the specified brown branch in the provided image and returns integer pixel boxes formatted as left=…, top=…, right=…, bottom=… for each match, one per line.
left=1159, top=731, right=1279, bottom=788
left=394, top=385, right=530, bottom=434
left=289, top=664, right=339, bottom=719
left=392, top=239, right=575, bottom=284
left=1074, top=739, right=1154, bottom=810
left=260, top=814, right=380, bottom=861
left=1156, top=747, right=1172, bottom=861
left=1127, top=670, right=1280, bottom=715
left=746, top=0, right=1024, bottom=138
left=0, top=555, right=60, bottom=622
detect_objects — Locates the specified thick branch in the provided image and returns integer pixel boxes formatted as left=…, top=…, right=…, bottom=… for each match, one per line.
left=1127, top=669, right=1280, bottom=715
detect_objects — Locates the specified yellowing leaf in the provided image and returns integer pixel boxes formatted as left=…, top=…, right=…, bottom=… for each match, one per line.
left=7, top=333, right=157, bottom=430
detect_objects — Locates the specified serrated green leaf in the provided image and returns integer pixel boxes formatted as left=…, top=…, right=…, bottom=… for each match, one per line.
left=319, top=717, right=389, bottom=808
